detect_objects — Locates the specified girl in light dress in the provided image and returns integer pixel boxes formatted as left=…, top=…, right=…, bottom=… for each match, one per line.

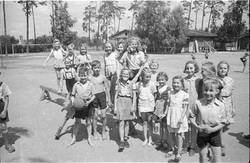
left=44, top=39, right=67, bottom=92
left=167, top=75, right=189, bottom=161
left=114, top=68, right=136, bottom=152
left=217, top=61, right=234, bottom=156
left=183, top=60, right=200, bottom=156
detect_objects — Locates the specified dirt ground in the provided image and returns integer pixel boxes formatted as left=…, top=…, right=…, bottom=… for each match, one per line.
left=0, top=51, right=249, bottom=162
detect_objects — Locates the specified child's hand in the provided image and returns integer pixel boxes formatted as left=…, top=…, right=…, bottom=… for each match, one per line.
left=203, top=126, right=216, bottom=134
left=177, top=121, right=183, bottom=128
left=0, top=110, right=6, bottom=119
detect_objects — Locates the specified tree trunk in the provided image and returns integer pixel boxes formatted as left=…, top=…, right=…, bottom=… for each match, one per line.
left=32, top=5, right=37, bottom=44
left=113, top=15, right=116, bottom=34
left=3, top=0, right=7, bottom=54
left=26, top=1, right=29, bottom=53
left=88, top=11, right=91, bottom=44
left=96, top=17, right=100, bottom=49
left=201, top=0, right=206, bottom=30
left=207, top=8, right=212, bottom=32
left=187, top=0, right=193, bottom=29
left=195, top=11, right=198, bottom=30
left=130, top=14, right=134, bottom=36
left=118, top=17, right=121, bottom=32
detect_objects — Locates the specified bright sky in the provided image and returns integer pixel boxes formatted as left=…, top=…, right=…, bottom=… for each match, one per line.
left=0, top=0, right=249, bottom=39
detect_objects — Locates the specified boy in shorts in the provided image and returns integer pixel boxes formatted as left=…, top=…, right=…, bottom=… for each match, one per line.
left=190, top=78, right=227, bottom=163
left=89, top=60, right=111, bottom=140
left=0, top=73, right=15, bottom=153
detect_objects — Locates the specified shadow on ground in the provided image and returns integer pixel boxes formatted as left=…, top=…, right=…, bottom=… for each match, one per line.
left=228, top=132, right=250, bottom=148
left=0, top=126, right=32, bottom=148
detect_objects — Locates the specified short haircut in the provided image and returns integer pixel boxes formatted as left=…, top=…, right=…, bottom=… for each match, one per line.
left=217, top=61, right=230, bottom=76
left=172, top=75, right=184, bottom=88
left=120, top=68, right=130, bottom=77
left=156, top=72, right=168, bottom=82
left=201, top=61, right=216, bottom=78
left=183, top=60, right=200, bottom=73
left=91, top=60, right=101, bottom=68
left=203, top=78, right=223, bottom=91
left=78, top=63, right=90, bottom=75
left=149, top=59, right=159, bottom=69
left=141, top=67, right=151, bottom=78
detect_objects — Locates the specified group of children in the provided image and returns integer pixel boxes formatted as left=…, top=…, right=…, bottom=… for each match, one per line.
left=41, top=37, right=236, bottom=162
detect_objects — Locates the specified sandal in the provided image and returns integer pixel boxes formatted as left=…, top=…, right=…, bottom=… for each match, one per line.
left=175, top=154, right=182, bottom=161
left=5, top=144, right=15, bottom=153
left=166, top=150, right=174, bottom=158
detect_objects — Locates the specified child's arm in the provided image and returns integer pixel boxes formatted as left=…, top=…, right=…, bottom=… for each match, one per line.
left=202, top=123, right=225, bottom=134
left=43, top=50, right=53, bottom=66
left=114, top=90, right=118, bottom=114
left=85, top=94, right=95, bottom=106
left=0, top=96, right=9, bottom=118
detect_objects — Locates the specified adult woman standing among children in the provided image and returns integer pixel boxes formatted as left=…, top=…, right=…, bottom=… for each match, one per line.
left=183, top=60, right=200, bottom=156
left=114, top=68, right=136, bottom=152
left=166, top=76, right=189, bottom=161
left=217, top=61, right=234, bottom=156
left=44, top=39, right=67, bottom=92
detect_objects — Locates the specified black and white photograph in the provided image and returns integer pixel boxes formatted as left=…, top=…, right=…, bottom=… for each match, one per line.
left=0, top=0, right=249, bottom=162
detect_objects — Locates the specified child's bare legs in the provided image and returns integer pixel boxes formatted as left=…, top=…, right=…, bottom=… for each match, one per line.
left=142, top=120, right=148, bottom=145
left=147, top=120, right=153, bottom=145
left=199, top=146, right=208, bottom=163
left=176, top=133, right=184, bottom=159
left=92, top=108, right=99, bottom=139
left=1, top=123, right=15, bottom=153
left=69, top=118, right=81, bottom=146
left=101, top=113, right=108, bottom=140
left=86, top=117, right=93, bottom=146
left=119, top=120, right=125, bottom=142
left=211, top=146, right=221, bottom=163
left=189, top=124, right=197, bottom=156
left=55, top=69, right=63, bottom=92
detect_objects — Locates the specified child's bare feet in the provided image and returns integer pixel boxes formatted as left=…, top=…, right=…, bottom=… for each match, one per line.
left=87, top=138, right=93, bottom=146
left=68, top=138, right=76, bottom=146
left=142, top=139, right=148, bottom=146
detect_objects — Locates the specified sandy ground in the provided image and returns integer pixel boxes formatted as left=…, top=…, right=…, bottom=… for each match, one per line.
left=0, top=51, right=249, bottom=162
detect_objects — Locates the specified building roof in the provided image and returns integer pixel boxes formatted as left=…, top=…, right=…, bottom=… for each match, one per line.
left=109, top=29, right=130, bottom=39
left=185, top=29, right=217, bottom=38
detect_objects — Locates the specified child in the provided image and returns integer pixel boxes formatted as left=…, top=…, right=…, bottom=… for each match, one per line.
left=114, top=68, right=136, bottom=152
left=104, top=42, right=118, bottom=105
left=240, top=53, right=248, bottom=73
left=120, top=37, right=147, bottom=81
left=136, top=67, right=157, bottom=146
left=89, top=60, right=111, bottom=140
left=64, top=43, right=76, bottom=69
left=183, top=60, right=200, bottom=156
left=0, top=73, right=15, bottom=153
left=217, top=61, right=234, bottom=156
left=149, top=59, right=159, bottom=85
left=190, top=78, right=227, bottom=163
left=54, top=61, right=77, bottom=140
left=197, top=62, right=217, bottom=100
left=152, top=72, right=171, bottom=150
left=69, top=65, right=95, bottom=146
left=44, top=40, right=67, bottom=92
left=166, top=75, right=189, bottom=161
left=115, top=42, right=125, bottom=77
left=75, top=44, right=92, bottom=69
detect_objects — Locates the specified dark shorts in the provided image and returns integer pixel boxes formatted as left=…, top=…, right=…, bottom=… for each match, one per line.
left=92, top=92, right=107, bottom=110
left=141, top=112, right=153, bottom=122
left=73, top=103, right=94, bottom=119
left=197, top=130, right=221, bottom=148
left=0, top=100, right=9, bottom=123
left=65, top=78, right=76, bottom=93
